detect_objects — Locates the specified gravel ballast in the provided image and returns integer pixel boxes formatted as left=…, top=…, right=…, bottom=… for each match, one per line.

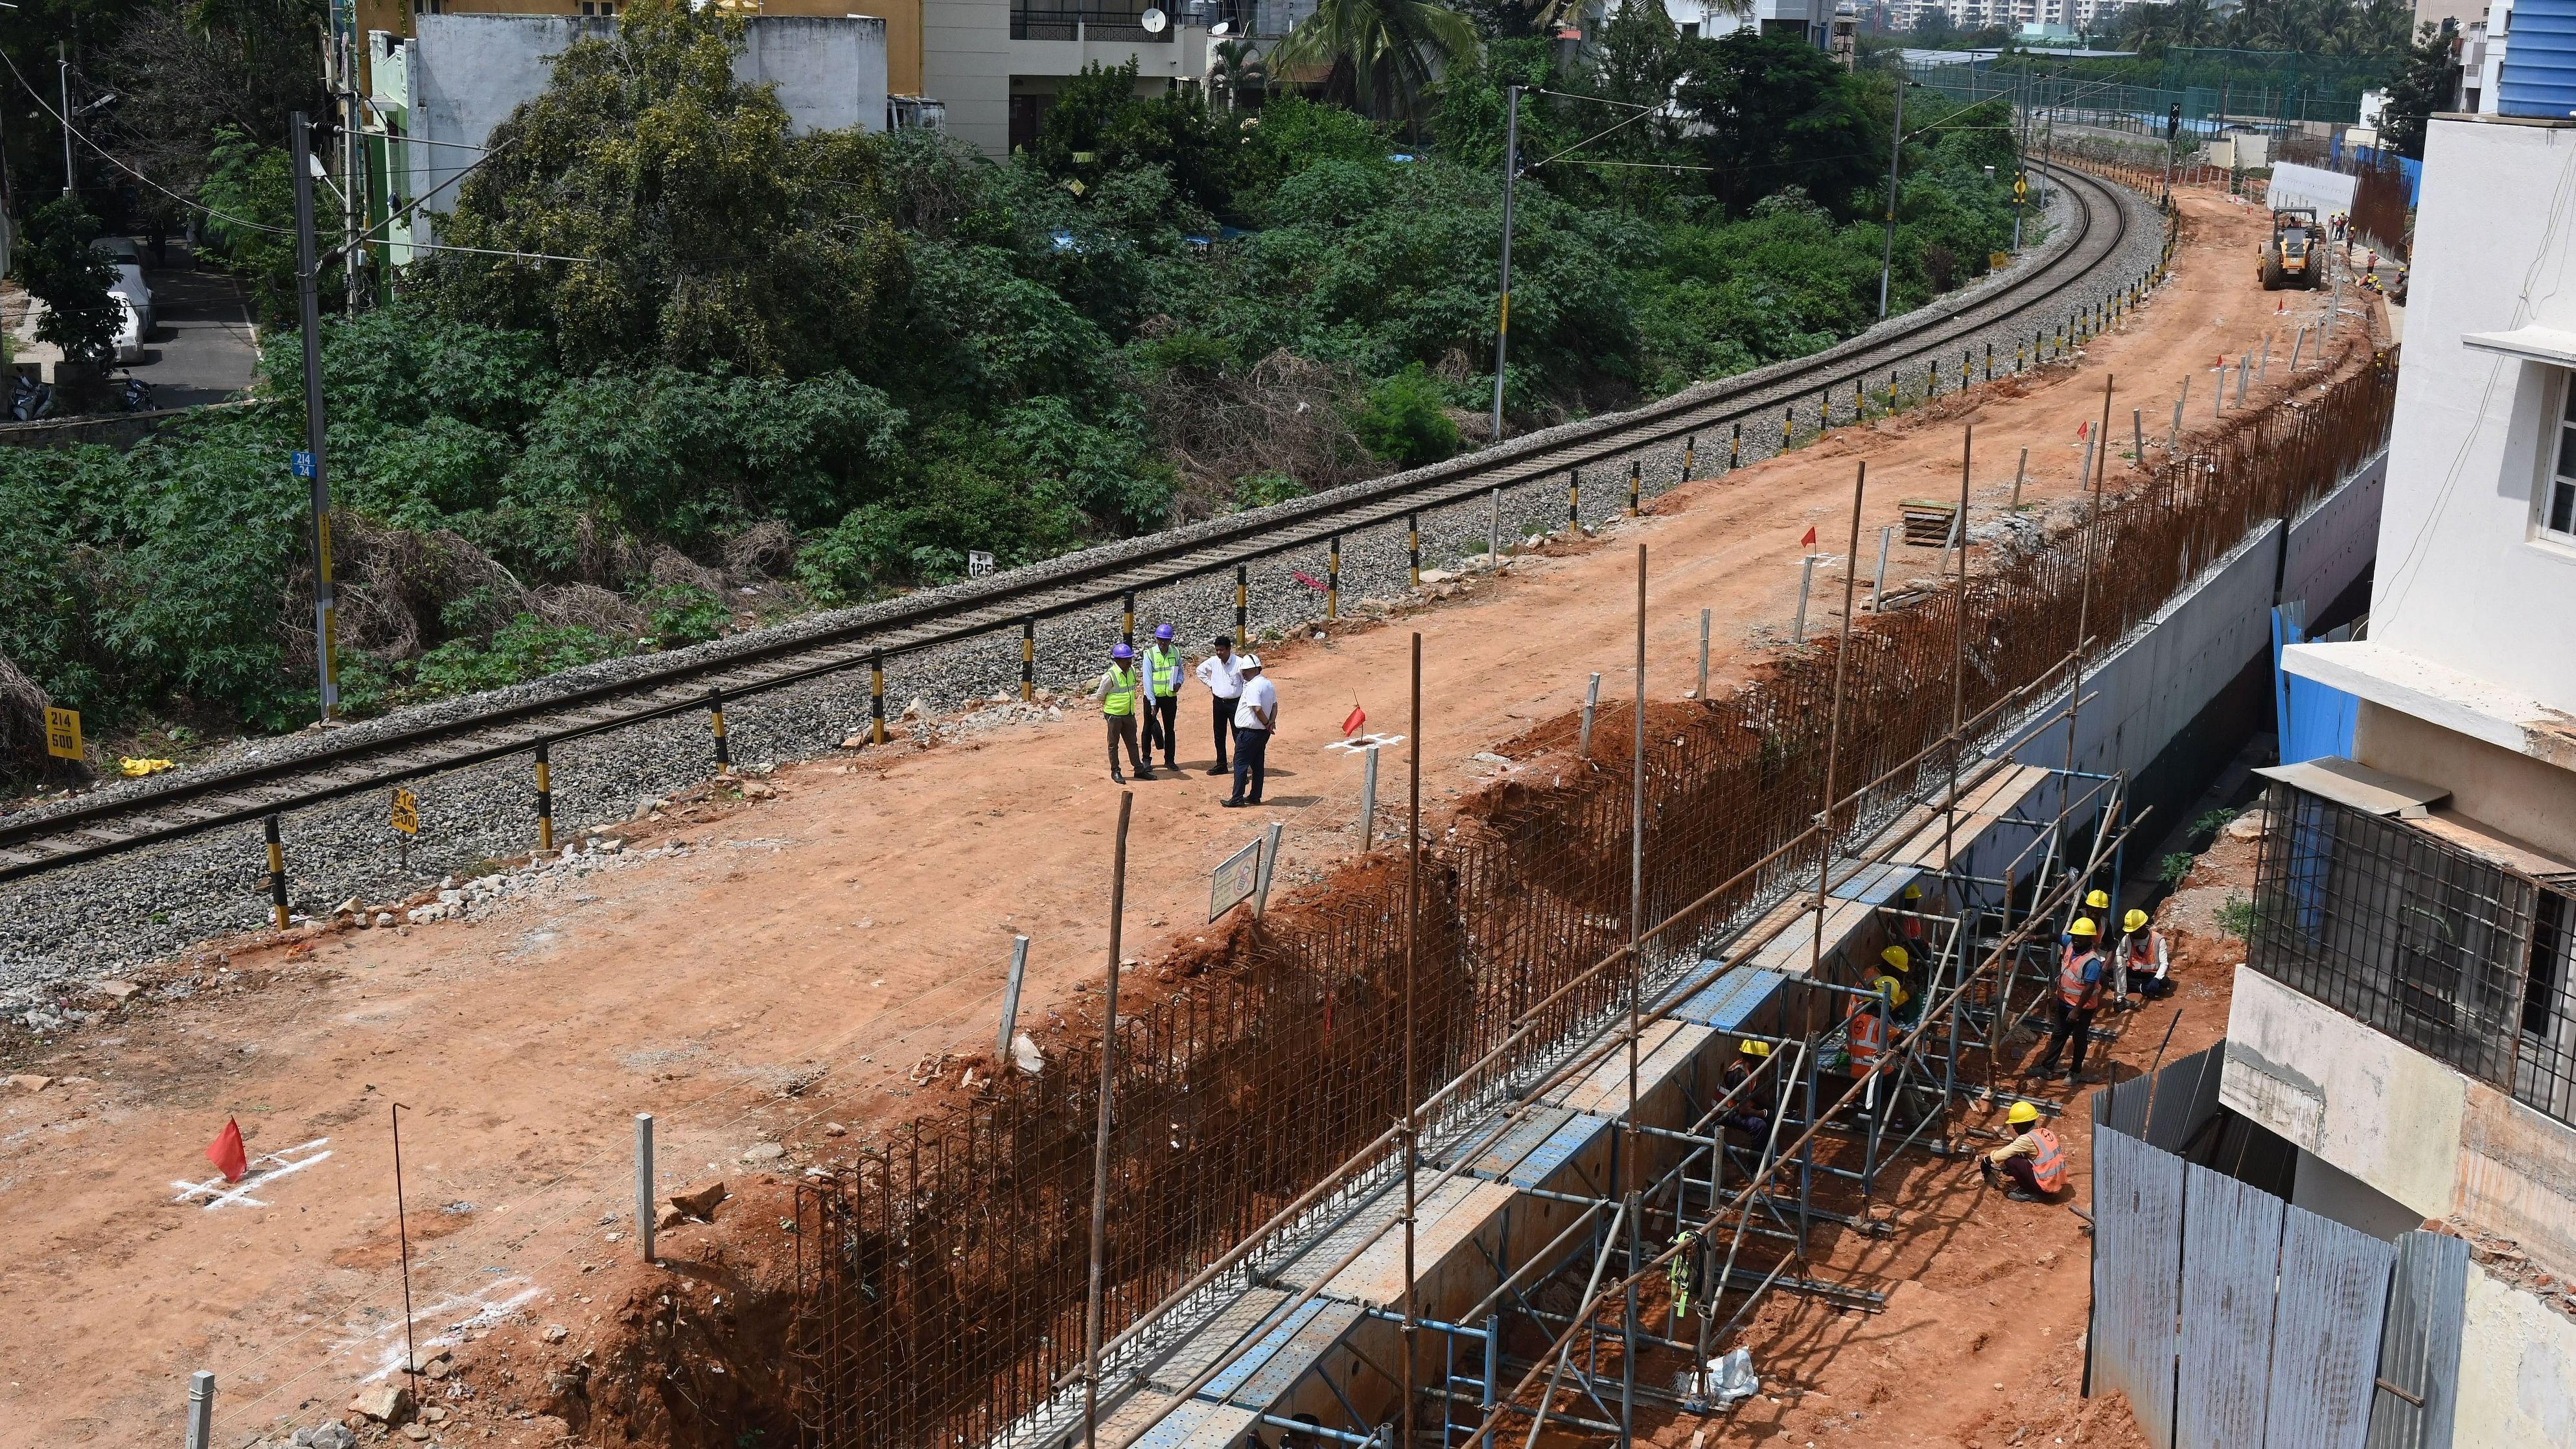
left=0, top=174, right=2172, bottom=1009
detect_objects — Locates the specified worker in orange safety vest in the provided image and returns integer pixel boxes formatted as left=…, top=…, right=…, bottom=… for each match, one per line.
left=1980, top=1100, right=2067, bottom=1201
left=2033, top=914, right=2107, bottom=1082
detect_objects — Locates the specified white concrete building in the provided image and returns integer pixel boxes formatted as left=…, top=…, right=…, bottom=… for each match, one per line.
left=2242, top=107, right=2576, bottom=1437
left=366, top=13, right=889, bottom=259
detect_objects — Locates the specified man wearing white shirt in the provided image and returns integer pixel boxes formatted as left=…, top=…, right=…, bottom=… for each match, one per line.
left=1196, top=634, right=1244, bottom=776
left=1224, top=656, right=1278, bottom=808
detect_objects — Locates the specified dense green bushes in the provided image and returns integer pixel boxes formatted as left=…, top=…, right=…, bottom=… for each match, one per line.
left=0, top=0, right=2028, bottom=747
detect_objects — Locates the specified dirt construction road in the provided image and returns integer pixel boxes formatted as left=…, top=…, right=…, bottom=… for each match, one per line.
left=0, top=188, right=2377, bottom=1448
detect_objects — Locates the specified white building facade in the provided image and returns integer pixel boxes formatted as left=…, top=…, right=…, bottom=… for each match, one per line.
left=2249, top=108, right=2576, bottom=1440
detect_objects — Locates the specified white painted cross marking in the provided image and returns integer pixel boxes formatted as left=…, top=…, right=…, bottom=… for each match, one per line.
left=171, top=1137, right=332, bottom=1211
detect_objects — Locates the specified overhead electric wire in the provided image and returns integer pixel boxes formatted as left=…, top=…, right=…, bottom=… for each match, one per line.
left=0, top=47, right=295, bottom=235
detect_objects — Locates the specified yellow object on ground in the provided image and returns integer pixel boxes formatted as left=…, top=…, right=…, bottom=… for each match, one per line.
left=117, top=757, right=176, bottom=777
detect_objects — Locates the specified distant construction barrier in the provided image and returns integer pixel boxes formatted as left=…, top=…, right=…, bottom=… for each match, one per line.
left=783, top=346, right=2400, bottom=1446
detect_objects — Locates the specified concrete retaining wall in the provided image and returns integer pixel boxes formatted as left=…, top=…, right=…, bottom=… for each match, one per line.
left=1998, top=448, right=2387, bottom=788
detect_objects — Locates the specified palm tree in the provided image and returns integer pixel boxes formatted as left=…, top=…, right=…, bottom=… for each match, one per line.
left=1267, top=0, right=1481, bottom=123
left=1210, top=37, right=1266, bottom=111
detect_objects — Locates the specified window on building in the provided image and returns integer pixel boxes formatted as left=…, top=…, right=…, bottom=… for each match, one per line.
left=2544, top=375, right=2576, bottom=542
left=412, top=0, right=445, bottom=13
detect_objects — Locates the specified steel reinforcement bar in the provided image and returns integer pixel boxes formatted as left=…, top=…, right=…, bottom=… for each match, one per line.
left=0, top=167, right=2163, bottom=885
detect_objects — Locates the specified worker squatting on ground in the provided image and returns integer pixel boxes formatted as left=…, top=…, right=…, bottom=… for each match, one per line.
left=2115, top=907, right=2174, bottom=1008
left=1196, top=635, right=1244, bottom=775
left=1222, top=656, right=1277, bottom=808
left=1980, top=1100, right=2068, bottom=1202
left=2034, top=906, right=2109, bottom=1082
left=1089, top=643, right=1156, bottom=783
left=1138, top=624, right=1185, bottom=771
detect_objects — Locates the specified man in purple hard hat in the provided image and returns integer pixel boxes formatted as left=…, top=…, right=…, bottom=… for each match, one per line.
left=1089, top=642, right=1154, bottom=783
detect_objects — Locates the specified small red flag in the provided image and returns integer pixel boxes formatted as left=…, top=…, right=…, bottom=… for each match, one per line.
left=2078, top=420, right=2091, bottom=438
left=1291, top=570, right=1326, bottom=591
left=1800, top=526, right=1818, bottom=549
left=205, top=1117, right=248, bottom=1183
left=1341, top=704, right=1365, bottom=737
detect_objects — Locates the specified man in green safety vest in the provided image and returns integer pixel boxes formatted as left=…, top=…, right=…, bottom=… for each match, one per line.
left=1139, top=623, right=1185, bottom=772
left=1089, top=643, right=1154, bottom=783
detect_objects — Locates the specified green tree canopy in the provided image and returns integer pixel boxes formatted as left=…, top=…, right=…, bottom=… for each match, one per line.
left=17, top=197, right=122, bottom=361
left=420, top=0, right=901, bottom=378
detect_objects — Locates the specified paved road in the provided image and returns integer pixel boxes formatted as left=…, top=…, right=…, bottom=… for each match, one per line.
left=129, top=242, right=259, bottom=408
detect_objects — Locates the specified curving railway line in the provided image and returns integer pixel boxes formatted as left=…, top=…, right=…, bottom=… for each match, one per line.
left=0, top=165, right=2159, bottom=889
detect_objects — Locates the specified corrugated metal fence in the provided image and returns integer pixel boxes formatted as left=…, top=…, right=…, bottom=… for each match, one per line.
left=2087, top=1048, right=2471, bottom=1448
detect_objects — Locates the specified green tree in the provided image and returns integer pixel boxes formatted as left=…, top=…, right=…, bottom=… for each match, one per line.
left=1673, top=31, right=1881, bottom=216
left=2379, top=21, right=2458, bottom=159
left=1027, top=61, right=1239, bottom=218
left=17, top=196, right=121, bottom=361
left=1268, top=0, right=1481, bottom=126
left=200, top=126, right=300, bottom=323
left=419, top=0, right=902, bottom=379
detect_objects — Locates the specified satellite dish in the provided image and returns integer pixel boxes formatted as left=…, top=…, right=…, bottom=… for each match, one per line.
left=1209, top=17, right=1231, bottom=32
left=1141, top=6, right=1168, bottom=30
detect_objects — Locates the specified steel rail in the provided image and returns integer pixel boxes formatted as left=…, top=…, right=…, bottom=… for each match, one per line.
left=0, top=167, right=2148, bottom=885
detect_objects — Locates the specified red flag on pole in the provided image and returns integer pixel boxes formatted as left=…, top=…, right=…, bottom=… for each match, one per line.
left=205, top=1117, right=248, bottom=1183
left=1800, top=526, right=1818, bottom=550
left=1342, top=702, right=1366, bottom=737
left=2078, top=420, right=2091, bottom=438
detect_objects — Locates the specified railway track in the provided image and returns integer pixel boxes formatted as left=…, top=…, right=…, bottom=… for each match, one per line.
left=0, top=166, right=2155, bottom=887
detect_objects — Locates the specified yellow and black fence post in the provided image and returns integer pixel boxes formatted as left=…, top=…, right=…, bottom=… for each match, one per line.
left=1234, top=564, right=1247, bottom=647
left=265, top=815, right=288, bottom=929
left=1781, top=402, right=1793, bottom=448
left=1681, top=434, right=1696, bottom=481
left=1327, top=535, right=1341, bottom=618
left=1019, top=620, right=1035, bottom=702
left=535, top=742, right=555, bottom=855
left=1851, top=377, right=1862, bottom=423
left=1727, top=421, right=1741, bottom=470
left=708, top=688, right=731, bottom=774
left=1408, top=512, right=1421, bottom=586
left=1566, top=470, right=1581, bottom=533
left=1121, top=590, right=1135, bottom=650
left=1986, top=341, right=1993, bottom=380
left=1626, top=458, right=1640, bottom=516
left=870, top=652, right=888, bottom=744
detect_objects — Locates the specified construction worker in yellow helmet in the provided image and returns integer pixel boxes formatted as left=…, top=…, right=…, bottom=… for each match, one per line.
left=1721, top=1038, right=1774, bottom=1139
left=1870, top=944, right=1919, bottom=1025
left=1980, top=1099, right=2067, bottom=1201
left=2035, top=917, right=2107, bottom=1082
left=1899, top=880, right=1927, bottom=939
left=2115, top=906, right=2174, bottom=1008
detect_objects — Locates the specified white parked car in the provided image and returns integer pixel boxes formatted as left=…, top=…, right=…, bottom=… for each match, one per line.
left=91, top=236, right=152, bottom=339
left=110, top=292, right=145, bottom=363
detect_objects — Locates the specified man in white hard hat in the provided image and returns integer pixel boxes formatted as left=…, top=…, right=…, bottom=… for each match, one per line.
left=1224, top=654, right=1277, bottom=808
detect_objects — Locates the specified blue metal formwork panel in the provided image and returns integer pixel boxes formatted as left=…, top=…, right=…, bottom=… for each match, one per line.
left=2091, top=1126, right=2183, bottom=1447
left=1222, top=1299, right=1365, bottom=1409
left=1198, top=1296, right=1344, bottom=1401
left=1505, top=1110, right=1614, bottom=1190
left=1104, top=1394, right=1257, bottom=1449
left=1665, top=966, right=1789, bottom=1033
left=1829, top=859, right=1921, bottom=904
left=2263, top=1207, right=2393, bottom=1449
left=1433, top=1105, right=1578, bottom=1179
left=2177, top=1159, right=2287, bottom=1449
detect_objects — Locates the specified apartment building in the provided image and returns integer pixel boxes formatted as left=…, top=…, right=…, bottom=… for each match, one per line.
left=359, top=0, right=1217, bottom=158
left=2232, top=51, right=2576, bottom=1438
left=1888, top=0, right=2120, bottom=33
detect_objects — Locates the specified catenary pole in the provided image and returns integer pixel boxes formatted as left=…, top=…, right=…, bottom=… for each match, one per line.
left=290, top=111, right=341, bottom=722
left=1879, top=82, right=1908, bottom=319
left=1490, top=85, right=1522, bottom=445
